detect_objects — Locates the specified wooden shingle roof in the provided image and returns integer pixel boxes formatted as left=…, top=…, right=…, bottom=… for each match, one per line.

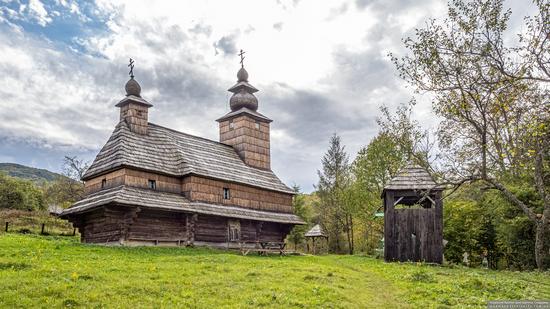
left=61, top=186, right=305, bottom=224
left=383, top=163, right=441, bottom=192
left=82, top=121, right=293, bottom=194
left=304, top=224, right=327, bottom=237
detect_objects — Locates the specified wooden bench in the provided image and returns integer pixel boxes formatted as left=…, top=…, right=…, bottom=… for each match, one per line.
left=239, top=242, right=287, bottom=256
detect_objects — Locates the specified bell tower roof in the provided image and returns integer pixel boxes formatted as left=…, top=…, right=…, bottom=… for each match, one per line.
left=218, top=50, right=271, bottom=123
left=227, top=67, right=259, bottom=111
left=115, top=59, right=152, bottom=108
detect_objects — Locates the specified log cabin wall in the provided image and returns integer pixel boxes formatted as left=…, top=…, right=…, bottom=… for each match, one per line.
left=71, top=205, right=291, bottom=246
left=195, top=215, right=227, bottom=243
left=84, top=168, right=182, bottom=195
left=127, top=209, right=186, bottom=242
left=77, top=207, right=127, bottom=243
left=181, top=175, right=293, bottom=213
left=240, top=220, right=258, bottom=242
left=259, top=222, right=287, bottom=242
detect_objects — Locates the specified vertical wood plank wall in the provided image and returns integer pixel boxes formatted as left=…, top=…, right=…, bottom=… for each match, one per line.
left=384, top=191, right=443, bottom=263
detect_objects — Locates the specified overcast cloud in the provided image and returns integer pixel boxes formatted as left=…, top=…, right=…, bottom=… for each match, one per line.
left=0, top=0, right=537, bottom=191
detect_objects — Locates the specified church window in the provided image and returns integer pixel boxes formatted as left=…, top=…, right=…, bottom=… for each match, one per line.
left=229, top=121, right=235, bottom=130
left=223, top=187, right=231, bottom=200
left=148, top=179, right=156, bottom=190
left=255, top=121, right=260, bottom=129
left=101, top=179, right=106, bottom=189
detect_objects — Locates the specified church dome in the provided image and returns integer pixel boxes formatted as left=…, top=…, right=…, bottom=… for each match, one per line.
left=230, top=89, right=258, bottom=111
left=125, top=78, right=141, bottom=97
left=237, top=67, right=248, bottom=82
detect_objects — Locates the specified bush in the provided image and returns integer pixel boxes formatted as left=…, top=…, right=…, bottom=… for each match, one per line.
left=0, top=173, right=45, bottom=211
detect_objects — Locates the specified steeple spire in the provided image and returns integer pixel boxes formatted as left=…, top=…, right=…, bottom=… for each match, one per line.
left=116, top=58, right=152, bottom=135
left=228, top=50, right=259, bottom=111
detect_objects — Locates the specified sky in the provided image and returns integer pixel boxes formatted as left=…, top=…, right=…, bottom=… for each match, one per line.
left=0, top=0, right=537, bottom=192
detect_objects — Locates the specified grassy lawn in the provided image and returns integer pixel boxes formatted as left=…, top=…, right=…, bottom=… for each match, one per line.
left=0, top=234, right=548, bottom=308
left=0, top=210, right=75, bottom=235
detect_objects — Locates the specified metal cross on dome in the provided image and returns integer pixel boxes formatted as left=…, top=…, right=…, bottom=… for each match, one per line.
left=238, top=49, right=245, bottom=68
left=128, top=58, right=135, bottom=78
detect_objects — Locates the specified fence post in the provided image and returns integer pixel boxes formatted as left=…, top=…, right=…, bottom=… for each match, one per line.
left=72, top=228, right=76, bottom=236
left=41, top=223, right=45, bottom=235
left=5, top=222, right=8, bottom=232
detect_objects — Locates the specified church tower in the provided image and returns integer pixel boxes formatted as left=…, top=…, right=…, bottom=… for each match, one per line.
left=115, top=59, right=152, bottom=135
left=217, top=54, right=272, bottom=170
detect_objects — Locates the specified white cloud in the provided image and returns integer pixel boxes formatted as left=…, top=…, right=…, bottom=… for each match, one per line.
left=27, top=0, right=52, bottom=26
left=0, top=0, right=535, bottom=191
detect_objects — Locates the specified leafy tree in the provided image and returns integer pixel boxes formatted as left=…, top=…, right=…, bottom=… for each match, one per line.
left=43, top=156, right=88, bottom=208
left=391, top=0, right=549, bottom=270
left=316, top=134, right=353, bottom=254
left=287, top=185, right=311, bottom=251
left=0, top=173, right=45, bottom=211
left=350, top=132, right=406, bottom=253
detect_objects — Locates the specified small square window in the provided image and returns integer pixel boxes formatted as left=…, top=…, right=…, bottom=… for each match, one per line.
left=148, top=179, right=157, bottom=190
left=229, top=121, right=235, bottom=129
left=223, top=187, right=230, bottom=200
left=101, top=179, right=107, bottom=189
left=255, top=122, right=260, bottom=129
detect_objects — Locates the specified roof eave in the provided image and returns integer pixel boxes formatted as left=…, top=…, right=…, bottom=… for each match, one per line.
left=216, top=109, right=273, bottom=123
left=115, top=95, right=153, bottom=107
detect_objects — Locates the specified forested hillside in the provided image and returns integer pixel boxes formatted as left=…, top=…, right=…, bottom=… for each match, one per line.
left=0, top=163, right=64, bottom=185
left=0, top=158, right=86, bottom=211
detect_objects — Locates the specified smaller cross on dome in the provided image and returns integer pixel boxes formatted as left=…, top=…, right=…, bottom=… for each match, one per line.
left=128, top=58, right=135, bottom=79
left=238, top=49, right=246, bottom=68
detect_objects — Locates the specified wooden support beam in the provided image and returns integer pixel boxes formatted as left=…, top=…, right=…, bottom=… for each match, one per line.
left=393, top=196, right=404, bottom=206
left=255, top=221, right=263, bottom=246
left=120, top=207, right=141, bottom=244
left=186, top=214, right=198, bottom=246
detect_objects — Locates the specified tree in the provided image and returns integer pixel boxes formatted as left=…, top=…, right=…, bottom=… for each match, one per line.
left=350, top=132, right=406, bottom=253
left=287, top=185, right=311, bottom=251
left=63, top=156, right=89, bottom=183
left=0, top=173, right=45, bottom=211
left=44, top=156, right=89, bottom=208
left=391, top=0, right=550, bottom=269
left=316, top=134, right=353, bottom=254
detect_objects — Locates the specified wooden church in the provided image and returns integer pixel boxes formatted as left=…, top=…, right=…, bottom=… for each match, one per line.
left=60, top=58, right=304, bottom=248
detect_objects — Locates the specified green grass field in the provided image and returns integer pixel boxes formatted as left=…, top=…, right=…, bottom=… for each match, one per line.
left=0, top=234, right=548, bottom=308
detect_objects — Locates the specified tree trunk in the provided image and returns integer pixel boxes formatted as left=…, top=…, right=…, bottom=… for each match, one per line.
left=344, top=214, right=353, bottom=255
left=481, top=125, right=488, bottom=180
left=350, top=215, right=354, bottom=255
left=535, top=221, right=546, bottom=271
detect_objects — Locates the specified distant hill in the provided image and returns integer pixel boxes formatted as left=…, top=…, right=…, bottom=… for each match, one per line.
left=0, top=163, right=65, bottom=184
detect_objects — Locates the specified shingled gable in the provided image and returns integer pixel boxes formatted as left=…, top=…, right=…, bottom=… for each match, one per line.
left=82, top=120, right=294, bottom=194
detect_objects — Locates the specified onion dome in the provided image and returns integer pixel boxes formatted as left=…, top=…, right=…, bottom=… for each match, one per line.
left=227, top=67, right=259, bottom=111
left=237, top=67, right=248, bottom=82
left=230, top=89, right=258, bottom=110
left=125, top=77, right=142, bottom=97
